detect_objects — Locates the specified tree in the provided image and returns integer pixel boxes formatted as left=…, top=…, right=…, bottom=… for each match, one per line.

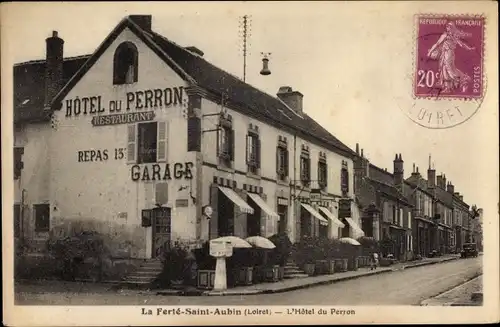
left=469, top=205, right=480, bottom=243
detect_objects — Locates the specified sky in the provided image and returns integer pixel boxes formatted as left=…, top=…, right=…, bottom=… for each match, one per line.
left=2, top=1, right=498, bottom=216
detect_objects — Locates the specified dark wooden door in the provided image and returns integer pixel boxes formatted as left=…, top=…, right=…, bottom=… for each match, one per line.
left=152, top=207, right=171, bottom=258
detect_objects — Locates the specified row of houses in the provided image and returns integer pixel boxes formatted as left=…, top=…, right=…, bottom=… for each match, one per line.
left=13, top=15, right=482, bottom=264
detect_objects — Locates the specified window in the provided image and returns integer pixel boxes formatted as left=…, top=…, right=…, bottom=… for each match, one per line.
left=34, top=203, right=50, bottom=232
left=128, top=122, right=168, bottom=164
left=217, top=123, right=234, bottom=167
left=138, top=122, right=157, bottom=163
left=276, top=143, right=289, bottom=181
left=399, top=208, right=403, bottom=226
left=246, top=132, right=260, bottom=174
left=14, top=204, right=21, bottom=238
left=14, top=147, right=24, bottom=180
left=318, top=158, right=327, bottom=189
left=408, top=211, right=411, bottom=229
left=341, top=166, right=349, bottom=195
left=300, top=151, right=311, bottom=187
left=392, top=205, right=396, bottom=224
left=113, top=42, right=138, bottom=85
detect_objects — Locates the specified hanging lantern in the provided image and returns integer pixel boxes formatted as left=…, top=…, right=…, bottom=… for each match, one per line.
left=260, top=53, right=271, bottom=76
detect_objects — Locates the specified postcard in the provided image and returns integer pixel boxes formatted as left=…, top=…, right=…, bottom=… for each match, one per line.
left=1, top=1, right=498, bottom=326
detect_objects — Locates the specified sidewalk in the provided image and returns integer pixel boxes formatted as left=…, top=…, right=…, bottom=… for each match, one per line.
left=156, top=254, right=460, bottom=296
left=420, top=274, right=483, bottom=306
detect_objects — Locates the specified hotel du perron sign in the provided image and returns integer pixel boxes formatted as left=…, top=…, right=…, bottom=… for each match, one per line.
left=63, top=86, right=184, bottom=126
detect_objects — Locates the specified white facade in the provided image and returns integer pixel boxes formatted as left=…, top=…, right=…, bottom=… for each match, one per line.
left=15, top=21, right=360, bottom=259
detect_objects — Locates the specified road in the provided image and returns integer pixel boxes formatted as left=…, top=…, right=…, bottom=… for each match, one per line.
left=15, top=257, right=482, bottom=306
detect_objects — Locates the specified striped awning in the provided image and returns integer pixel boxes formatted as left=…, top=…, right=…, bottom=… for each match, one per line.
left=318, top=207, right=345, bottom=228
left=301, top=203, right=329, bottom=226
left=218, top=186, right=254, bottom=214
left=345, top=217, right=365, bottom=237
left=247, top=193, right=279, bottom=219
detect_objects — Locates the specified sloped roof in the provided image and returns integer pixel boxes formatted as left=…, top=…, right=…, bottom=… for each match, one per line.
left=14, top=16, right=355, bottom=157
left=149, top=31, right=356, bottom=157
left=13, top=55, right=91, bottom=124
left=367, top=178, right=412, bottom=207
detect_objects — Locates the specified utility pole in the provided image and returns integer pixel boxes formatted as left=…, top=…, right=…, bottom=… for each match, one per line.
left=239, top=15, right=252, bottom=82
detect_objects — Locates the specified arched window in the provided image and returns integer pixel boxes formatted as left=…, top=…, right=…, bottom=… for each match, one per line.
left=113, top=42, right=138, bottom=85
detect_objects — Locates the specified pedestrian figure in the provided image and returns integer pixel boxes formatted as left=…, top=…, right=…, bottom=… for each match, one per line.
left=370, top=252, right=379, bottom=270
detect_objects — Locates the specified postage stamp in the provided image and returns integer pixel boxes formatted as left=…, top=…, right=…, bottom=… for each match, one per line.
left=414, top=14, right=485, bottom=100
left=394, top=13, right=488, bottom=129
left=414, top=15, right=484, bottom=99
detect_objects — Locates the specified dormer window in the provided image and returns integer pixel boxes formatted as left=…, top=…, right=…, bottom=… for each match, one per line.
left=113, top=42, right=138, bottom=85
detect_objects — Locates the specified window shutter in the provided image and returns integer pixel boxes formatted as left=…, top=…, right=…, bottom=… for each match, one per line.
left=284, top=148, right=289, bottom=177
left=157, top=121, right=168, bottom=162
left=246, top=134, right=250, bottom=165
left=256, top=138, right=261, bottom=168
left=127, top=124, right=136, bottom=163
left=307, top=158, right=311, bottom=180
left=324, top=163, right=328, bottom=186
left=216, top=127, right=220, bottom=157
left=276, top=146, right=280, bottom=173
left=229, top=128, right=235, bottom=161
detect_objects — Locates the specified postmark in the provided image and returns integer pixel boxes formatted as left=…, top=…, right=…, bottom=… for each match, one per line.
left=397, top=14, right=487, bottom=129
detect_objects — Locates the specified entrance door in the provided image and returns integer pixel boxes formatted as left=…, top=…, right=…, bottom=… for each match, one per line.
left=277, top=204, right=287, bottom=234
left=152, top=207, right=172, bottom=258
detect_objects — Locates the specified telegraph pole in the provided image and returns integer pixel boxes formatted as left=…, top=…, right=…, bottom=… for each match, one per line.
left=239, top=15, right=252, bottom=82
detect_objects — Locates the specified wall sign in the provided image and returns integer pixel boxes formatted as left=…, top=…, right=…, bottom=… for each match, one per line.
left=92, top=111, right=155, bottom=127
left=131, top=162, right=194, bottom=181
left=64, top=86, right=184, bottom=126
left=338, top=198, right=352, bottom=218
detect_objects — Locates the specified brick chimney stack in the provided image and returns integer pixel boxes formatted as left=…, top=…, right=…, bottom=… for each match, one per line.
left=447, top=182, right=455, bottom=194
left=353, top=143, right=370, bottom=192
left=393, top=153, right=404, bottom=191
left=427, top=155, right=436, bottom=189
left=437, top=174, right=444, bottom=189
left=44, top=31, right=64, bottom=109
left=128, top=15, right=152, bottom=31
left=277, top=86, right=303, bottom=113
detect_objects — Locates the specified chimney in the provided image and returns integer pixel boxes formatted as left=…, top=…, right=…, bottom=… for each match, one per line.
left=44, top=31, right=64, bottom=109
left=437, top=175, right=444, bottom=189
left=459, top=195, right=463, bottom=201
left=447, top=182, right=455, bottom=194
left=185, top=46, right=204, bottom=57
left=277, top=86, right=303, bottom=113
left=353, top=145, right=369, bottom=191
left=128, top=15, right=152, bottom=31
left=443, top=174, right=447, bottom=188
left=394, top=153, right=404, bottom=190
left=427, top=155, right=436, bottom=188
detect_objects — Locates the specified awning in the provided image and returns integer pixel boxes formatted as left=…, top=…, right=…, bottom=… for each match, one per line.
left=218, top=186, right=254, bottom=214
left=247, top=193, right=279, bottom=219
left=301, top=203, right=329, bottom=226
left=318, top=206, right=345, bottom=228
left=345, top=217, right=365, bottom=237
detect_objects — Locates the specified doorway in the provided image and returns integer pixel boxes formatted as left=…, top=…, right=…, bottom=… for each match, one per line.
left=152, top=207, right=172, bottom=258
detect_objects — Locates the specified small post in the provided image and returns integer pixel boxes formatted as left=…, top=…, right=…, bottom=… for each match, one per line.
left=209, top=240, right=233, bottom=292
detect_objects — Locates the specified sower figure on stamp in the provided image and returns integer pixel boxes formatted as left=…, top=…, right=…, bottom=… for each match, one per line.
left=427, top=21, right=476, bottom=94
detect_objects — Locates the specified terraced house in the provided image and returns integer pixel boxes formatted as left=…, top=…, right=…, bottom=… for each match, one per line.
left=405, top=160, right=476, bottom=257
left=353, top=147, right=413, bottom=261
left=13, top=14, right=364, bottom=263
